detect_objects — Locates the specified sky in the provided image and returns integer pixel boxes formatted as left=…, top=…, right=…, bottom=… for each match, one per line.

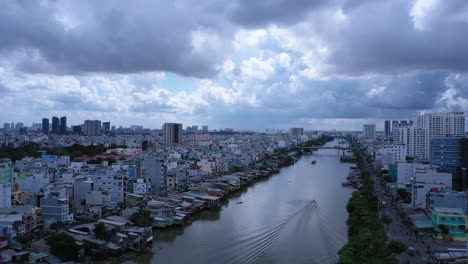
left=1, top=0, right=468, bottom=131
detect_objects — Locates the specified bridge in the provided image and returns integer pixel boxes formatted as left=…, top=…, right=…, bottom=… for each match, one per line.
left=298, top=146, right=352, bottom=150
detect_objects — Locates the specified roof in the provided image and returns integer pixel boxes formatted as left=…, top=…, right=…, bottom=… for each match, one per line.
left=434, top=207, right=464, bottom=215
left=98, top=219, right=126, bottom=227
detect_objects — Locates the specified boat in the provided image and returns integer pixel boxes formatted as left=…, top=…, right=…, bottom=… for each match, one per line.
left=311, top=160, right=316, bottom=164
left=312, top=200, right=316, bottom=203
left=236, top=201, right=243, bottom=204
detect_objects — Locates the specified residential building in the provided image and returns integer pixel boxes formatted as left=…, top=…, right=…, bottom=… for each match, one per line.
left=417, top=112, right=465, bottom=158
left=0, top=159, right=13, bottom=208
left=426, top=190, right=468, bottom=241
left=163, top=123, right=183, bottom=144
left=94, top=173, right=126, bottom=203
left=133, top=178, right=150, bottom=195
left=51, top=116, right=59, bottom=134
left=384, top=120, right=391, bottom=137
left=42, top=118, right=50, bottom=134
left=102, top=122, right=111, bottom=133
left=141, top=154, right=165, bottom=195
left=290, top=128, right=304, bottom=139
left=202, top=125, right=208, bottom=132
left=59, top=116, right=67, bottom=135
left=363, top=124, right=376, bottom=140
left=378, top=144, right=407, bottom=167
left=40, top=196, right=70, bottom=222
left=393, top=126, right=427, bottom=160
left=84, top=120, right=102, bottom=136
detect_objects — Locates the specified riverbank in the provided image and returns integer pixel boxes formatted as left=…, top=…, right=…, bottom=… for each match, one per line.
left=338, top=141, right=393, bottom=264
left=80, top=135, right=336, bottom=261
left=122, top=138, right=352, bottom=264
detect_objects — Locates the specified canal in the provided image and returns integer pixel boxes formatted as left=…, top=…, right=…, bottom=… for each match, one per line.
left=122, top=140, right=353, bottom=264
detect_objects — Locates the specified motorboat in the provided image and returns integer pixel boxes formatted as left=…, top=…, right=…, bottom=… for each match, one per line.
left=311, top=160, right=317, bottom=164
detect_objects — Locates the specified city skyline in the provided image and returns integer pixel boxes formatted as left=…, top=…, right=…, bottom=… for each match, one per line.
left=1, top=1, right=468, bottom=130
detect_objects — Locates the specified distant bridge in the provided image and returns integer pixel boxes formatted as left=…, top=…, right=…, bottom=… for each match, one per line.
left=298, top=146, right=352, bottom=150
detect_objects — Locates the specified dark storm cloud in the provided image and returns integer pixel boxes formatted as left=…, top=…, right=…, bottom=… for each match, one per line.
left=0, top=1, right=231, bottom=77
left=228, top=0, right=332, bottom=28
left=327, top=0, right=468, bottom=75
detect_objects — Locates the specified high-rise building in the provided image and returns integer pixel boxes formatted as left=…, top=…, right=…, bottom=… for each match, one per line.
left=392, top=120, right=399, bottom=129
left=290, top=128, right=304, bottom=139
left=202, top=125, right=208, bottom=132
left=15, top=123, right=24, bottom=130
left=163, top=123, right=183, bottom=144
left=3, top=123, right=10, bottom=132
left=417, top=112, right=465, bottom=158
left=431, top=137, right=462, bottom=172
left=72, top=125, right=82, bottom=134
left=84, top=120, right=102, bottom=136
left=51, top=116, right=59, bottom=134
left=363, top=124, right=376, bottom=140
left=42, top=118, right=49, bottom=134
left=384, top=120, right=391, bottom=137
left=393, top=127, right=427, bottom=160
left=102, top=122, right=111, bottom=132
left=59, top=116, right=67, bottom=135
left=0, top=158, right=13, bottom=208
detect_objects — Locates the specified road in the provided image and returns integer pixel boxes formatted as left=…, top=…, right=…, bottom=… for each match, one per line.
left=360, top=148, right=431, bottom=264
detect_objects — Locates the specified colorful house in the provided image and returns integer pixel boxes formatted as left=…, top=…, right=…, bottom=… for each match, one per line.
left=429, top=207, right=467, bottom=241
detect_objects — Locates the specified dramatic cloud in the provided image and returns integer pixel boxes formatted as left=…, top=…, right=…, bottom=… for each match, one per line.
left=0, top=0, right=467, bottom=130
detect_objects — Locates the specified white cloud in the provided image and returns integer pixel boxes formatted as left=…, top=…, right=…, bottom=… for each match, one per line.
left=240, top=56, right=276, bottom=80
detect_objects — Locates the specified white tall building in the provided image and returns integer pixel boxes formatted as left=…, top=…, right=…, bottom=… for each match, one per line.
left=363, top=124, right=376, bottom=140
left=417, top=112, right=465, bottom=158
left=393, top=127, right=427, bottom=160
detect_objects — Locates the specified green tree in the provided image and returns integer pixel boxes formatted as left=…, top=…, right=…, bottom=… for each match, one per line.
left=438, top=224, right=450, bottom=239
left=16, top=233, right=33, bottom=248
left=93, top=222, right=109, bottom=241
left=47, top=233, right=79, bottom=261
left=142, top=140, right=149, bottom=151
left=50, top=221, right=64, bottom=231
left=131, top=209, right=154, bottom=227
left=387, top=240, right=407, bottom=255
left=381, top=215, right=392, bottom=225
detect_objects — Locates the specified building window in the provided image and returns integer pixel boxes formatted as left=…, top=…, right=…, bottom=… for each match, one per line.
left=441, top=217, right=446, bottom=221
left=458, top=225, right=465, bottom=230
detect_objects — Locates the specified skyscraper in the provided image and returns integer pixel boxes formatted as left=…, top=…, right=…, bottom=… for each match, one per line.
left=42, top=118, right=49, bottom=134
left=59, top=116, right=67, bottom=135
left=102, top=122, right=111, bottom=132
left=384, top=120, right=391, bottom=137
left=3, top=123, right=10, bottom=132
left=363, top=124, right=376, bottom=140
left=51, top=116, right=59, bottom=134
left=290, top=128, right=304, bottom=139
left=393, top=127, right=427, bottom=160
left=84, top=120, right=102, bottom=136
left=202, top=125, right=208, bottom=132
left=163, top=123, right=183, bottom=144
left=417, top=112, right=465, bottom=158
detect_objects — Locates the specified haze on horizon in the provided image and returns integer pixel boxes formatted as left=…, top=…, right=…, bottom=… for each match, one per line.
left=1, top=0, right=467, bottom=131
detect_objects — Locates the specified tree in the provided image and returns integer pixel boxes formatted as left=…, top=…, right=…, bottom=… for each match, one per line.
left=16, top=233, right=33, bottom=248
left=93, top=222, right=109, bottom=241
left=438, top=224, right=450, bottom=239
left=387, top=240, right=407, bottom=255
left=131, top=209, right=154, bottom=227
left=142, top=140, right=149, bottom=151
left=50, top=221, right=64, bottom=231
left=381, top=215, right=392, bottom=225
left=47, top=233, right=79, bottom=261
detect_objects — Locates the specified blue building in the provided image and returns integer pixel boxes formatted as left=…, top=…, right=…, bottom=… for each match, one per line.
left=431, top=138, right=462, bottom=172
